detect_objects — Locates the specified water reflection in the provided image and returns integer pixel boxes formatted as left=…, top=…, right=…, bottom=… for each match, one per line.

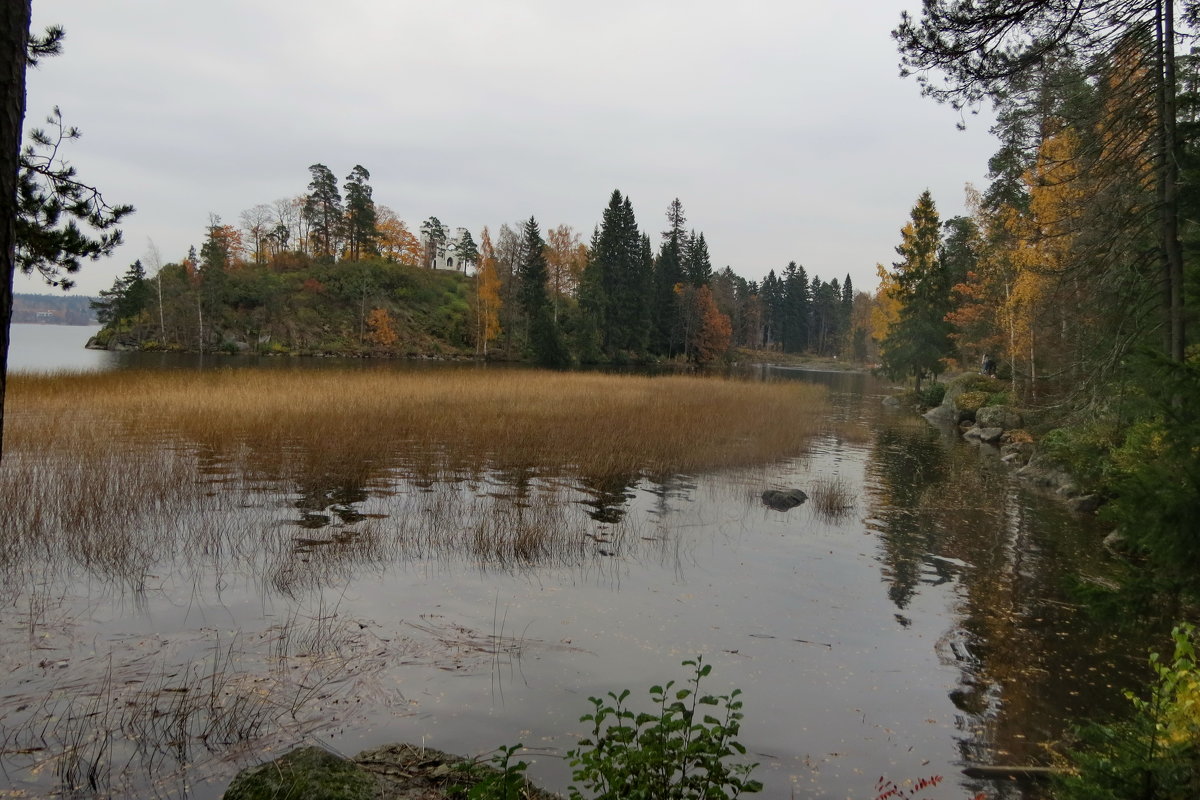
left=861, top=406, right=1158, bottom=789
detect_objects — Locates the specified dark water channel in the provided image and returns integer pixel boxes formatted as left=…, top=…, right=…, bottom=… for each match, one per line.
left=0, top=329, right=1156, bottom=799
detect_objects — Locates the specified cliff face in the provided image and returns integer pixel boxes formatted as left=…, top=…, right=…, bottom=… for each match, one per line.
left=90, top=259, right=477, bottom=358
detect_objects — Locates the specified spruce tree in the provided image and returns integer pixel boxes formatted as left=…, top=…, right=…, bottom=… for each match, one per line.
left=652, top=198, right=687, bottom=355
left=684, top=231, right=713, bottom=286
left=518, top=216, right=567, bottom=366
left=781, top=262, right=809, bottom=353
left=881, top=190, right=954, bottom=391
left=589, top=190, right=649, bottom=358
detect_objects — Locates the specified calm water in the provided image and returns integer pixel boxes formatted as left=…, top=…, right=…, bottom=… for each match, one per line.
left=0, top=328, right=1149, bottom=799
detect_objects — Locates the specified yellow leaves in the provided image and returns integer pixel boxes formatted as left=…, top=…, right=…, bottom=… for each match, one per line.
left=545, top=224, right=586, bottom=299
left=870, top=263, right=901, bottom=344
left=475, top=227, right=502, bottom=352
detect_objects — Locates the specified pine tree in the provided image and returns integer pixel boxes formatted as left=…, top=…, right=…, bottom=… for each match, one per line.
left=91, top=260, right=148, bottom=325
left=420, top=216, right=447, bottom=269
left=454, top=229, right=479, bottom=272
left=303, top=164, right=342, bottom=261
left=342, top=165, right=377, bottom=261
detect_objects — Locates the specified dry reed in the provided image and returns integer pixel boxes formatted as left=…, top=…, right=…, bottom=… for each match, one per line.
left=6, top=367, right=826, bottom=477
left=0, top=368, right=826, bottom=579
left=809, top=475, right=855, bottom=521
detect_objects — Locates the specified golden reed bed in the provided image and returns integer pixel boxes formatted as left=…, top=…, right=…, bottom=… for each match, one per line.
left=5, top=367, right=827, bottom=478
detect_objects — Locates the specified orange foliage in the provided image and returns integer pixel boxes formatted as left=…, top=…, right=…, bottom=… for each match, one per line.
left=211, top=225, right=247, bottom=268
left=376, top=206, right=422, bottom=266
left=691, top=285, right=732, bottom=364
left=365, top=307, right=398, bottom=347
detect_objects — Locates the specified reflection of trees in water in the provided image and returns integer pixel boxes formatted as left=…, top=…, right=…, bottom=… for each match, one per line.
left=866, top=424, right=952, bottom=609
left=864, top=414, right=1161, bottom=774
left=577, top=472, right=640, bottom=523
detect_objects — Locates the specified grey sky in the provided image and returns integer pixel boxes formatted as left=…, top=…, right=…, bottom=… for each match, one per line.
left=18, top=0, right=998, bottom=297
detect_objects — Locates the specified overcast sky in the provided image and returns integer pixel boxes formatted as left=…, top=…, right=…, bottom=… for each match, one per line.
left=18, top=0, right=998, bottom=297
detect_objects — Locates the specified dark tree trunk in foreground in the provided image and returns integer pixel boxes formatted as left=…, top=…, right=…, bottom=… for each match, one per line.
left=0, top=1, right=30, bottom=461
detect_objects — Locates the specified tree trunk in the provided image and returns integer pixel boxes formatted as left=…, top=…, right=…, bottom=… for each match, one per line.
left=1160, top=0, right=1185, bottom=362
left=0, top=2, right=31, bottom=462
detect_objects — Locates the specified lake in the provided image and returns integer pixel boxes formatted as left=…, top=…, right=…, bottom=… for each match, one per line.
left=0, top=327, right=1148, bottom=799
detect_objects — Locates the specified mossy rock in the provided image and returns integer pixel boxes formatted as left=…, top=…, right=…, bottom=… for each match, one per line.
left=223, top=746, right=378, bottom=800
left=955, top=391, right=988, bottom=414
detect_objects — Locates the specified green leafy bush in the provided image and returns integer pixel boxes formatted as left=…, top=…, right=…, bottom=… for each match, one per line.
left=566, top=658, right=761, bottom=800
left=472, top=660, right=760, bottom=800
left=1056, top=623, right=1200, bottom=800
left=1102, top=355, right=1200, bottom=592
left=1038, top=421, right=1122, bottom=491
left=917, top=382, right=946, bottom=408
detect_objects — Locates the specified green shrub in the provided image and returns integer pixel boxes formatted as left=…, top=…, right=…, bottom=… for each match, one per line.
left=1056, top=623, right=1200, bottom=800
left=473, top=660, right=760, bottom=800
left=917, top=382, right=946, bottom=408
left=1039, top=422, right=1122, bottom=490
left=567, top=658, right=761, bottom=800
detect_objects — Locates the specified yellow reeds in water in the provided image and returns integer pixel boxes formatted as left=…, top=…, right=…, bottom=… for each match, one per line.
left=5, top=367, right=826, bottom=478
left=810, top=475, right=855, bottom=521
left=0, top=368, right=827, bottom=579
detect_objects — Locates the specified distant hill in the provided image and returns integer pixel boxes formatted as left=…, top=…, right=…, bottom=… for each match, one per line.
left=13, top=293, right=98, bottom=325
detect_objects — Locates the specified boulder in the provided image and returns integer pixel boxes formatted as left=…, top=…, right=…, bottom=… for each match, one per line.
left=223, top=746, right=378, bottom=800
left=762, top=488, right=807, bottom=512
left=1069, top=494, right=1106, bottom=514
left=882, top=395, right=901, bottom=408
left=963, top=426, right=1003, bottom=443
left=976, top=405, right=1024, bottom=431
left=977, top=427, right=1004, bottom=443
left=922, top=404, right=958, bottom=423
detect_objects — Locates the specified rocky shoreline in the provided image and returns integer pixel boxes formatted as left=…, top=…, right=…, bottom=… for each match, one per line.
left=889, top=373, right=1106, bottom=516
